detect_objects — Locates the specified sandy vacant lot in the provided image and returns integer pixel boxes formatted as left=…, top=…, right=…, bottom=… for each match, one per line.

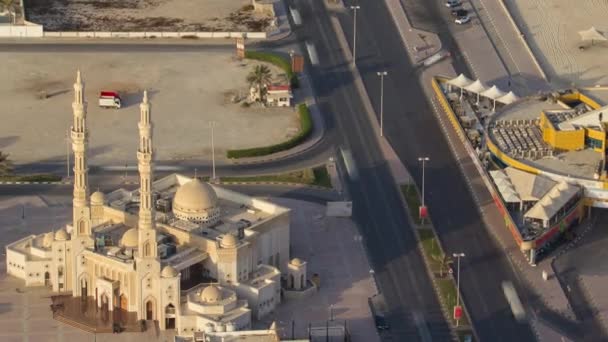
left=0, top=50, right=298, bottom=165
left=508, top=0, right=608, bottom=87
left=25, top=0, right=273, bottom=32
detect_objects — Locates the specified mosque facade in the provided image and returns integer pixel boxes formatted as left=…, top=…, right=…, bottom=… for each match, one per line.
left=5, top=72, right=309, bottom=338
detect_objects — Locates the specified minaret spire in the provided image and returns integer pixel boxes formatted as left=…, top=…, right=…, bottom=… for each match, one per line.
left=71, top=70, right=91, bottom=237
left=137, top=90, right=157, bottom=258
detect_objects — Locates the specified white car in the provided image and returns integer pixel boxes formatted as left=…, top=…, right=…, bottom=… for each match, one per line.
left=502, top=281, right=526, bottom=322
left=445, top=0, right=461, bottom=8
left=455, top=15, right=471, bottom=24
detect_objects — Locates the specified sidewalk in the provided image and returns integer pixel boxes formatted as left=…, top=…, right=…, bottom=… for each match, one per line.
left=468, top=0, right=549, bottom=94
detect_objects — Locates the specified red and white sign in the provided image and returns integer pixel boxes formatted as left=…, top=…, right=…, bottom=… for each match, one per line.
left=419, top=205, right=428, bottom=219
left=453, top=305, right=463, bottom=320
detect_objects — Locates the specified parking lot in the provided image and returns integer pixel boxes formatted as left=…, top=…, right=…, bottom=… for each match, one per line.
left=0, top=49, right=298, bottom=166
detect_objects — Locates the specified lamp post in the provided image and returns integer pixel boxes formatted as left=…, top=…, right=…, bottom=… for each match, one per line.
left=452, top=252, right=465, bottom=327
left=377, top=71, right=388, bottom=137
left=209, top=121, right=218, bottom=182
left=350, top=5, right=360, bottom=66
left=418, top=156, right=430, bottom=206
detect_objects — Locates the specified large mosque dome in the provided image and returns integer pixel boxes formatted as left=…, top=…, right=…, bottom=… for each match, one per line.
left=173, top=179, right=220, bottom=224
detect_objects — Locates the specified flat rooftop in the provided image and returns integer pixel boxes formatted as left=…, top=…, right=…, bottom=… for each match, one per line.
left=490, top=95, right=603, bottom=179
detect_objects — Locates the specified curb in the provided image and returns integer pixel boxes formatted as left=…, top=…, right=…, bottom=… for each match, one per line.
left=0, top=181, right=71, bottom=185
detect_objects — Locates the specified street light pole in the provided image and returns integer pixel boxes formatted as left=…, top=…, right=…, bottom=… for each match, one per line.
left=453, top=252, right=465, bottom=327
left=377, top=71, right=388, bottom=137
left=209, top=121, right=218, bottom=181
left=418, top=157, right=430, bottom=207
left=350, top=5, right=360, bottom=66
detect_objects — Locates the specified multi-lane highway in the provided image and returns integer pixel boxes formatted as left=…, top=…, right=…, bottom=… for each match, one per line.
left=323, top=0, right=538, bottom=340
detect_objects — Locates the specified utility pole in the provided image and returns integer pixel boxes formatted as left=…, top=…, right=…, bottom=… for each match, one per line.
left=209, top=121, right=218, bottom=182
left=350, top=5, right=360, bottom=66
left=377, top=71, right=388, bottom=137
left=418, top=157, right=430, bottom=207
left=453, top=252, right=465, bottom=327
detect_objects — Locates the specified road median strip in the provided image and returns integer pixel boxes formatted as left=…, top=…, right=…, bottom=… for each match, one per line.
left=399, top=184, right=476, bottom=342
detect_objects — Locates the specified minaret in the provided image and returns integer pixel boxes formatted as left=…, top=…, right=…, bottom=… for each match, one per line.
left=137, top=91, right=158, bottom=258
left=71, top=70, right=92, bottom=237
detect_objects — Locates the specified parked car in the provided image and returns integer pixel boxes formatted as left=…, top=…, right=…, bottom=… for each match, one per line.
left=455, top=15, right=471, bottom=24
left=98, top=91, right=122, bottom=109
left=445, top=0, right=461, bottom=8
left=374, top=315, right=390, bottom=331
left=451, top=9, right=468, bottom=17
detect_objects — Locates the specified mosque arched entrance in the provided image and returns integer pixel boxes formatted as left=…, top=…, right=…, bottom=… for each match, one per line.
left=119, top=294, right=128, bottom=311
left=146, top=299, right=155, bottom=320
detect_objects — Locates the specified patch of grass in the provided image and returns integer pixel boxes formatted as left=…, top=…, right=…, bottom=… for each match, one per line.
left=220, top=166, right=331, bottom=188
left=244, top=50, right=299, bottom=88
left=401, top=184, right=422, bottom=224
left=0, top=174, right=62, bottom=182
left=227, top=103, right=312, bottom=158
left=417, top=229, right=473, bottom=333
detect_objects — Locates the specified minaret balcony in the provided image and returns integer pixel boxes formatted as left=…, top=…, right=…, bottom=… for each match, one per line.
left=137, top=152, right=152, bottom=162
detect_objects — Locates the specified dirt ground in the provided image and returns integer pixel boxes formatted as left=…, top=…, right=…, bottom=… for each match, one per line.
left=24, top=0, right=273, bottom=32
left=0, top=50, right=298, bottom=165
left=508, top=0, right=608, bottom=87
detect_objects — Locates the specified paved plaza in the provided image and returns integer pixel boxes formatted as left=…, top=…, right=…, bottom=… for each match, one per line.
left=0, top=50, right=298, bottom=166
left=255, top=198, right=380, bottom=342
left=0, top=194, right=379, bottom=341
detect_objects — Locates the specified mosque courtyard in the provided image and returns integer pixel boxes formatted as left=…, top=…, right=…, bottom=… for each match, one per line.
left=0, top=49, right=299, bottom=166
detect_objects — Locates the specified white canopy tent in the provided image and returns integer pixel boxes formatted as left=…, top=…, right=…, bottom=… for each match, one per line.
left=464, top=79, right=487, bottom=104
left=578, top=27, right=607, bottom=45
left=446, top=74, right=473, bottom=98
left=481, top=85, right=507, bottom=110
left=496, top=91, right=519, bottom=105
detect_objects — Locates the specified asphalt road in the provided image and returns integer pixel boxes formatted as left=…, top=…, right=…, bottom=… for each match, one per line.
left=333, top=0, right=537, bottom=340
left=291, top=0, right=453, bottom=340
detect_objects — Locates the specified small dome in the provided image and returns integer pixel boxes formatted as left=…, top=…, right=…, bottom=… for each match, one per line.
left=91, top=191, right=105, bottom=205
left=220, top=234, right=237, bottom=248
left=173, top=179, right=218, bottom=213
left=55, top=228, right=69, bottom=241
left=290, top=258, right=303, bottom=266
left=120, top=228, right=139, bottom=248
left=161, top=265, right=179, bottom=278
left=200, top=285, right=222, bottom=303
left=41, top=232, right=54, bottom=248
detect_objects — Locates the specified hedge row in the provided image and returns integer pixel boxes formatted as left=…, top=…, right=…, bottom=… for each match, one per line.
left=0, top=174, right=62, bottom=182
left=244, top=50, right=299, bottom=88
left=227, top=104, right=313, bottom=158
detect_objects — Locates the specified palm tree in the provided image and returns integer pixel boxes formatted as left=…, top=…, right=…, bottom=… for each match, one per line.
left=0, top=151, right=13, bottom=176
left=246, top=64, right=272, bottom=102
left=432, top=253, right=453, bottom=278
left=1, top=0, right=15, bottom=24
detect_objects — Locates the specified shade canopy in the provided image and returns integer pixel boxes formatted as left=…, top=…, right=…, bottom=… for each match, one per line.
left=578, top=27, right=607, bottom=42
left=481, top=85, right=507, bottom=100
left=464, top=79, right=487, bottom=94
left=447, top=73, right=473, bottom=88
left=496, top=91, right=519, bottom=105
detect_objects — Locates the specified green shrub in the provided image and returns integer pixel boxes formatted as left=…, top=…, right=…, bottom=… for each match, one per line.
left=227, top=104, right=313, bottom=158
left=244, top=50, right=299, bottom=88
left=0, top=174, right=62, bottom=182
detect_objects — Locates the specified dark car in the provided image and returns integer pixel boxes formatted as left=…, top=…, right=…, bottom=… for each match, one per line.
left=451, top=9, right=468, bottom=17
left=374, top=315, right=390, bottom=331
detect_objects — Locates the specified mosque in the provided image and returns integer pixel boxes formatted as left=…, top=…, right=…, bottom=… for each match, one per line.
left=5, top=72, right=311, bottom=338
